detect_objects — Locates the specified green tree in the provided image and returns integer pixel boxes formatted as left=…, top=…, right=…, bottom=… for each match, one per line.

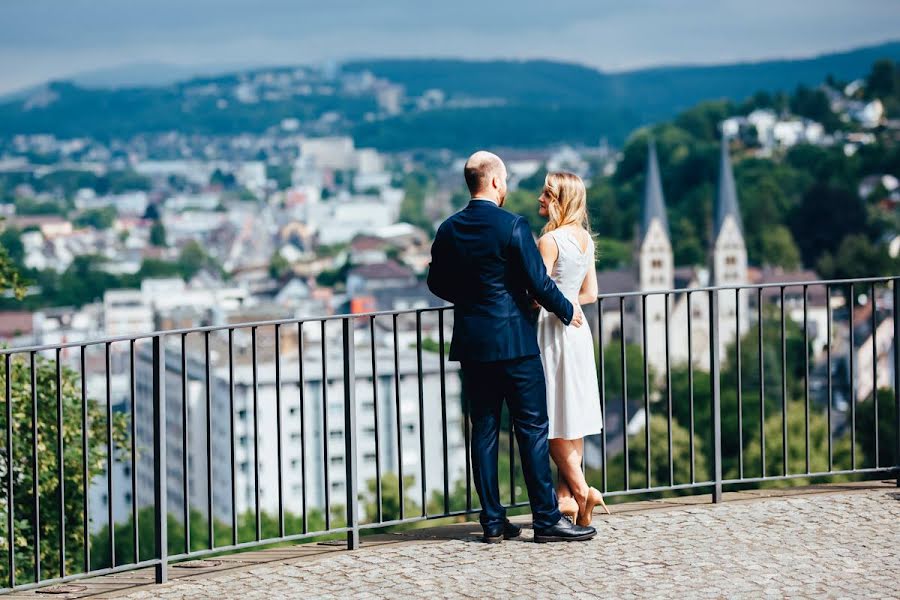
left=759, top=225, right=802, bottom=270
left=789, top=184, right=868, bottom=268
left=266, top=164, right=293, bottom=190
left=597, top=415, right=708, bottom=494
left=784, top=145, right=858, bottom=190
left=742, top=405, right=856, bottom=486
left=399, top=172, right=433, bottom=232
left=420, top=337, right=449, bottom=355
left=105, top=170, right=151, bottom=194
left=595, top=237, right=631, bottom=270
left=856, top=388, right=898, bottom=469
left=142, top=203, right=160, bottom=221
left=178, top=241, right=221, bottom=281
left=73, top=207, right=116, bottom=230
left=586, top=177, right=635, bottom=241
left=449, top=189, right=470, bottom=211
left=0, top=221, right=26, bottom=300
left=53, top=255, right=122, bottom=306
left=423, top=430, right=521, bottom=518
left=816, top=234, right=897, bottom=280
left=735, top=159, right=810, bottom=266
left=673, top=100, right=733, bottom=142
left=599, top=341, right=653, bottom=407
left=741, top=90, right=776, bottom=112
left=502, top=189, right=543, bottom=234
left=135, top=259, right=182, bottom=280
left=316, top=259, right=353, bottom=288
left=364, top=473, right=420, bottom=523
left=209, top=169, right=236, bottom=189
left=789, top=85, right=842, bottom=131
left=14, top=198, right=65, bottom=216
left=89, top=506, right=330, bottom=569
left=149, top=221, right=167, bottom=247
left=233, top=187, right=257, bottom=202
left=0, top=353, right=127, bottom=584
left=671, top=217, right=705, bottom=266
left=0, top=226, right=25, bottom=267
left=268, top=251, right=291, bottom=280
left=865, top=59, right=900, bottom=114
left=0, top=250, right=26, bottom=300
left=670, top=310, right=808, bottom=479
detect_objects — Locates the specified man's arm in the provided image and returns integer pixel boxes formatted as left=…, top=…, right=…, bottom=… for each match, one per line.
left=426, top=223, right=458, bottom=303
left=509, top=217, right=575, bottom=325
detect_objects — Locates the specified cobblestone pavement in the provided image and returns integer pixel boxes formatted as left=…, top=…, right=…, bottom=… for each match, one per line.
left=111, top=487, right=900, bottom=599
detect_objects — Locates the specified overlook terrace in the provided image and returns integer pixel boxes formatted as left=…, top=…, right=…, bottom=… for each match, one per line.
left=0, top=276, right=898, bottom=596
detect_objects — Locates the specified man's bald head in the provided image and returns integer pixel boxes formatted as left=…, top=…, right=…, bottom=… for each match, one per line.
left=464, top=151, right=507, bottom=201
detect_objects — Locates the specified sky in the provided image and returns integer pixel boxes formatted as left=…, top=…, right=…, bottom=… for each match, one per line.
left=1, top=0, right=898, bottom=94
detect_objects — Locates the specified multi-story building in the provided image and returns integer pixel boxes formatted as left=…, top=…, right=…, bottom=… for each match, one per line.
left=130, top=321, right=464, bottom=527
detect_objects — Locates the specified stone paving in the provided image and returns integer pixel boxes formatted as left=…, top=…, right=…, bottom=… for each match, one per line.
left=18, top=484, right=900, bottom=599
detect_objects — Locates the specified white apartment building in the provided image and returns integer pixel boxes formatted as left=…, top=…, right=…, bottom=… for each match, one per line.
left=130, top=321, right=464, bottom=527
left=310, top=196, right=403, bottom=245
left=299, top=137, right=357, bottom=171
left=102, top=279, right=251, bottom=337
left=103, top=289, right=155, bottom=336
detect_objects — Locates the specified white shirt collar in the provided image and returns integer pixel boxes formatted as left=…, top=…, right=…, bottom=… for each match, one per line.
left=472, top=196, right=499, bottom=206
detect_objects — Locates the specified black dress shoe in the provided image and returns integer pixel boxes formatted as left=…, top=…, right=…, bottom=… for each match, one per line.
left=533, top=516, right=596, bottom=543
left=482, top=520, right=522, bottom=543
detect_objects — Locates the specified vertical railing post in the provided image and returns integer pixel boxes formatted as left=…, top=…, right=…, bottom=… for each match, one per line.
left=342, top=318, right=359, bottom=549
left=893, top=279, right=900, bottom=487
left=152, top=336, right=168, bottom=583
left=708, top=290, right=723, bottom=503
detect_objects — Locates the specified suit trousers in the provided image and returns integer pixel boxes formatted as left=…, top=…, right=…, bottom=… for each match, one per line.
left=461, top=355, right=562, bottom=530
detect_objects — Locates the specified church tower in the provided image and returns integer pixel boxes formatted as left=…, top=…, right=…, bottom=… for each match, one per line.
left=711, top=136, right=749, bottom=348
left=638, top=140, right=674, bottom=292
left=638, top=141, right=674, bottom=373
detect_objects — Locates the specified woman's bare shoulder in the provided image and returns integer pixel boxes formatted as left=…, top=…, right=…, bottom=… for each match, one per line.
left=537, top=232, right=558, bottom=251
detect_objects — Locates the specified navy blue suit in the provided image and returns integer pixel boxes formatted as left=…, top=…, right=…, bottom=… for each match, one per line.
left=427, top=199, right=574, bottom=530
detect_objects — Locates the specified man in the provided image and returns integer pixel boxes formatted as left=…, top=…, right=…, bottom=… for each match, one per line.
left=427, top=150, right=596, bottom=543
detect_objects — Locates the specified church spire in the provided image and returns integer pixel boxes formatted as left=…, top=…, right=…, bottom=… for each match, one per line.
left=641, top=140, right=669, bottom=243
left=715, top=135, right=743, bottom=238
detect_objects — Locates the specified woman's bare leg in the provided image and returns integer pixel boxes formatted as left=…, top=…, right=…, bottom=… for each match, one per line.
left=556, top=474, right=573, bottom=501
left=549, top=438, right=590, bottom=507
left=550, top=439, right=573, bottom=501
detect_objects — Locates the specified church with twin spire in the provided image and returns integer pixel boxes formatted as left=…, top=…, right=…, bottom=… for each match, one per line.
left=599, top=137, right=749, bottom=374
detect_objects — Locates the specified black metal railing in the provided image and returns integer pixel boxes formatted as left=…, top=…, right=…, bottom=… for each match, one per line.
left=1, top=277, right=899, bottom=593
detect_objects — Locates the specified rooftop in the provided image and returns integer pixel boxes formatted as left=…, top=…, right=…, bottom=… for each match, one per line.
left=348, top=260, right=415, bottom=280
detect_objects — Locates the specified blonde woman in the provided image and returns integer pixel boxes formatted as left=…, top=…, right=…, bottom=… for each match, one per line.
left=536, top=172, right=608, bottom=525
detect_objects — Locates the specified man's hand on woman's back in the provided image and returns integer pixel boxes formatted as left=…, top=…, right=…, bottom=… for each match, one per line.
left=570, top=306, right=584, bottom=328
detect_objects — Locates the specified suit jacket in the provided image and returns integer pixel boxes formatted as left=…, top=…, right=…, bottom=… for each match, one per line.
left=427, top=199, right=574, bottom=362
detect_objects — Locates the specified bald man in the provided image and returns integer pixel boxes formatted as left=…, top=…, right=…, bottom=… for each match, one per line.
left=427, top=151, right=595, bottom=544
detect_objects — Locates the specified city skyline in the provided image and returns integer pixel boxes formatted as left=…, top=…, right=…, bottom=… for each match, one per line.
left=1, top=0, right=899, bottom=94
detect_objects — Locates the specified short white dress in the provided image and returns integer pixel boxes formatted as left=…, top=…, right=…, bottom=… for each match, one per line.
left=537, top=228, right=603, bottom=440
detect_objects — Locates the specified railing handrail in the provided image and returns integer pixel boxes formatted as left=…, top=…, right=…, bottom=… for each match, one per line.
left=0, top=305, right=448, bottom=356
left=597, top=275, right=898, bottom=301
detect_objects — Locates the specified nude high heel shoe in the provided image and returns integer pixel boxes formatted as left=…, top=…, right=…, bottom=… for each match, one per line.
left=577, top=487, right=610, bottom=526
left=559, top=496, right=579, bottom=521
left=593, top=487, right=611, bottom=516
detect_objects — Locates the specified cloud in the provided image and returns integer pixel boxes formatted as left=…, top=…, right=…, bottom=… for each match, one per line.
left=0, top=0, right=897, bottom=93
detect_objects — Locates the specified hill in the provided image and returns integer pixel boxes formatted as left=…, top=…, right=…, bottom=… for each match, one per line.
left=1, top=41, right=898, bottom=149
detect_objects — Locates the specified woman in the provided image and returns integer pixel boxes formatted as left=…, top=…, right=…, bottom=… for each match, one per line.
left=536, top=171, right=608, bottom=525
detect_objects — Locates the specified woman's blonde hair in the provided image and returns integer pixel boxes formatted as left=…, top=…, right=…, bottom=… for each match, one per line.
left=541, top=171, right=590, bottom=235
